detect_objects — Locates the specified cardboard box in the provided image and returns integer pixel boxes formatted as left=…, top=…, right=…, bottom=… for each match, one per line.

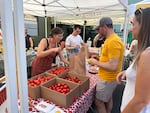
left=41, top=78, right=79, bottom=108
left=59, top=72, right=90, bottom=96
left=28, top=73, right=55, bottom=100
left=45, top=66, right=69, bottom=77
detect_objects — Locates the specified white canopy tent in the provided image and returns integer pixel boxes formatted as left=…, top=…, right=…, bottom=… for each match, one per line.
left=0, top=0, right=128, bottom=113
left=23, top=0, right=128, bottom=40
left=23, top=0, right=127, bottom=25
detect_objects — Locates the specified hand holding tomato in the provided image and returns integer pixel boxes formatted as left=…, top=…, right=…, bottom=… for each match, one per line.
left=88, top=58, right=98, bottom=66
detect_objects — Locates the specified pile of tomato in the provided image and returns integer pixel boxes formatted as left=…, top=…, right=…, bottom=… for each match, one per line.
left=28, top=75, right=53, bottom=87
left=0, top=87, right=6, bottom=105
left=48, top=67, right=69, bottom=75
left=49, top=83, right=70, bottom=94
left=65, top=76, right=82, bottom=84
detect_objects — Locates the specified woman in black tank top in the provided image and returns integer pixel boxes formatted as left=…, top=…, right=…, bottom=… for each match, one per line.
left=31, top=27, right=69, bottom=76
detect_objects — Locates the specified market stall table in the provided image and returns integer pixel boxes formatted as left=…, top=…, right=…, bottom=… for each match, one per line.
left=28, top=72, right=98, bottom=113
left=0, top=54, right=4, bottom=77
left=26, top=50, right=36, bottom=67
left=0, top=51, right=36, bottom=77
left=0, top=82, right=7, bottom=113
left=26, top=50, right=36, bottom=78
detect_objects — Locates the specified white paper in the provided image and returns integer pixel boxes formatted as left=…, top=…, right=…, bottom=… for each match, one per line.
left=49, top=106, right=65, bottom=113
left=35, top=101, right=55, bottom=113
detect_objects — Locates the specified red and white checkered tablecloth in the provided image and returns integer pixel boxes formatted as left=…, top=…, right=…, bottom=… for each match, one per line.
left=0, top=83, right=7, bottom=113
left=28, top=72, right=98, bottom=113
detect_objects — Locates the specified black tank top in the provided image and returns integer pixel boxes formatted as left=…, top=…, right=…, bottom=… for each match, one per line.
left=25, top=34, right=31, bottom=49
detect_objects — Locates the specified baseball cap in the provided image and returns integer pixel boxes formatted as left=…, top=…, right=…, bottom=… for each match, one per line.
left=98, top=17, right=113, bottom=27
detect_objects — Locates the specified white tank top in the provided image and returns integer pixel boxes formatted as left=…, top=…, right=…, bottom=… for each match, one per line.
left=121, top=47, right=150, bottom=113
left=121, top=63, right=136, bottom=111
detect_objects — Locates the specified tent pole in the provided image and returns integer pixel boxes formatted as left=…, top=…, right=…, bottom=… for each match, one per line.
left=83, top=20, right=87, bottom=42
left=54, top=17, right=57, bottom=28
left=13, top=0, right=29, bottom=112
left=83, top=25, right=86, bottom=42
left=123, top=9, right=129, bottom=46
left=119, top=0, right=128, bottom=45
left=45, top=16, right=48, bottom=38
left=0, top=0, right=18, bottom=112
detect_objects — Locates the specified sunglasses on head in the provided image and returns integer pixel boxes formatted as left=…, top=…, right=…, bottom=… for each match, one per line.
left=135, top=8, right=142, bottom=15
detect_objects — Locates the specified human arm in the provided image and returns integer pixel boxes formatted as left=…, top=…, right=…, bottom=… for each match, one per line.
left=93, top=34, right=99, bottom=47
left=91, top=54, right=99, bottom=60
left=116, top=70, right=126, bottom=84
left=89, top=40, right=123, bottom=71
left=80, top=35, right=86, bottom=46
left=122, top=49, right=150, bottom=113
left=81, top=42, right=86, bottom=46
left=89, top=57, right=119, bottom=71
left=58, top=51, right=69, bottom=65
left=93, top=40, right=97, bottom=47
left=37, top=38, right=61, bottom=58
left=65, top=44, right=80, bottom=50
left=29, top=37, right=34, bottom=48
left=129, top=40, right=138, bottom=52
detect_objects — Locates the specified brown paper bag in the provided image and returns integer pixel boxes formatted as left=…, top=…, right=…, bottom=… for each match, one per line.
left=83, top=45, right=89, bottom=59
left=69, top=46, right=86, bottom=75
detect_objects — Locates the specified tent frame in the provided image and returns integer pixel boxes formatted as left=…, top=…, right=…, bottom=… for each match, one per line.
left=1, top=0, right=28, bottom=112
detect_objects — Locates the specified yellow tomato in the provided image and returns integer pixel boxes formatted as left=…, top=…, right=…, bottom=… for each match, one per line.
left=87, top=59, right=91, bottom=64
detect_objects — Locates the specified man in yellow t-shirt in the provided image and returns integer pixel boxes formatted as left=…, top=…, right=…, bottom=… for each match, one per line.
left=89, top=17, right=124, bottom=113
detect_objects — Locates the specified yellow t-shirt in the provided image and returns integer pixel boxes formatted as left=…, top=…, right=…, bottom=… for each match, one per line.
left=98, top=33, right=125, bottom=82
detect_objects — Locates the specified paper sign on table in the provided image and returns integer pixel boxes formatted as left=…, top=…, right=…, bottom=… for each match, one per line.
left=35, top=101, right=55, bottom=113
left=49, top=106, right=65, bottom=113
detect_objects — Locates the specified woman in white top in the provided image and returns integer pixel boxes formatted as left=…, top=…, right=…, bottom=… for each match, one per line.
left=116, top=8, right=150, bottom=113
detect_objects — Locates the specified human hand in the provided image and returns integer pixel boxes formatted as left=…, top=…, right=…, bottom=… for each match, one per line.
left=57, top=47, right=62, bottom=52
left=91, top=54, right=99, bottom=60
left=74, top=45, right=80, bottom=49
left=88, top=58, right=98, bottom=66
left=54, top=47, right=62, bottom=53
left=66, top=61, right=70, bottom=66
left=116, top=71, right=126, bottom=84
left=58, top=42, right=65, bottom=49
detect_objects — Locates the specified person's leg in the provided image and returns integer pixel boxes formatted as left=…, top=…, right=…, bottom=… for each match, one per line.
left=95, top=78, right=108, bottom=113
left=95, top=98, right=107, bottom=113
left=105, top=97, right=113, bottom=113
left=105, top=81, right=117, bottom=113
left=95, top=78, right=117, bottom=113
